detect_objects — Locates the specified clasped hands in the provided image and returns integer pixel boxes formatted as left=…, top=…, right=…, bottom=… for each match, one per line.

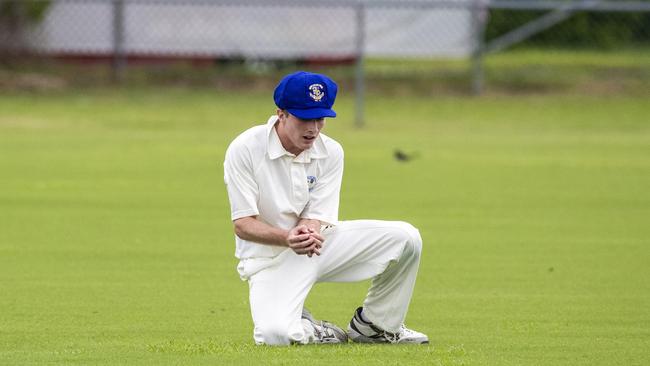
left=286, top=225, right=324, bottom=257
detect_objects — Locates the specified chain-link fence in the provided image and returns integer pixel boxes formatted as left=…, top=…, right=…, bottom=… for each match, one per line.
left=2, top=1, right=478, bottom=57
left=2, top=0, right=649, bottom=123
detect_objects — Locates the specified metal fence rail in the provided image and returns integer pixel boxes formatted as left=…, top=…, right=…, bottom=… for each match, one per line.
left=1, top=0, right=649, bottom=125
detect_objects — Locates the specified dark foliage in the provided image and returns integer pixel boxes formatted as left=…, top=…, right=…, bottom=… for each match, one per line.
left=486, top=9, right=650, bottom=49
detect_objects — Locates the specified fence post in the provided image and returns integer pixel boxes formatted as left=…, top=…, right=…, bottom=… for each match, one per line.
left=112, top=0, right=126, bottom=82
left=471, top=0, right=486, bottom=95
left=354, top=2, right=365, bottom=128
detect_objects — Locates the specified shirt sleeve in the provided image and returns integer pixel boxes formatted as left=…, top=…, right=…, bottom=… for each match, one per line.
left=300, top=142, right=344, bottom=225
left=224, top=141, right=260, bottom=221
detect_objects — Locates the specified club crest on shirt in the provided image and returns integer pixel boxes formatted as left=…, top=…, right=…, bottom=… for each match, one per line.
left=307, top=175, right=317, bottom=191
left=308, top=84, right=324, bottom=102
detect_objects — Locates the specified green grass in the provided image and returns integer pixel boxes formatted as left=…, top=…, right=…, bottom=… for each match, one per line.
left=1, top=88, right=649, bottom=365
left=3, top=48, right=650, bottom=95
left=366, top=48, right=650, bottom=94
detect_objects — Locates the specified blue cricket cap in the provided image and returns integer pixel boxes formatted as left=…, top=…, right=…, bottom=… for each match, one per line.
left=273, top=71, right=338, bottom=120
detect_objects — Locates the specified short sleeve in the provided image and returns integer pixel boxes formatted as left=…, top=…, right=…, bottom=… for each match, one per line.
left=300, top=142, right=344, bottom=225
left=224, top=141, right=260, bottom=221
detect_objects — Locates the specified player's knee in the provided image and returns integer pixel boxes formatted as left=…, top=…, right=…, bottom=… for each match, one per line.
left=255, top=322, right=293, bottom=346
left=395, top=221, right=422, bottom=259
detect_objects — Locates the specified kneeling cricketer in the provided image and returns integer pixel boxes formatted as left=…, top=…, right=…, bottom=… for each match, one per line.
left=224, top=71, right=429, bottom=345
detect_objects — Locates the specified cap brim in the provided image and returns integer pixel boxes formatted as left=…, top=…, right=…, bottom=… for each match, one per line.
left=287, top=108, right=336, bottom=120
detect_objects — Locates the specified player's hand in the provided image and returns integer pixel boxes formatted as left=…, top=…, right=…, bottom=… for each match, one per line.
left=287, top=225, right=323, bottom=256
left=305, top=228, right=324, bottom=257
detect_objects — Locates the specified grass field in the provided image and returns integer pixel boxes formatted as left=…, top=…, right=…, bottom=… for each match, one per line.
left=1, top=88, right=649, bottom=365
left=3, top=49, right=650, bottom=96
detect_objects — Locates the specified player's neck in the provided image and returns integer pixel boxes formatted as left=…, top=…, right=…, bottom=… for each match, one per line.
left=275, top=124, right=303, bottom=156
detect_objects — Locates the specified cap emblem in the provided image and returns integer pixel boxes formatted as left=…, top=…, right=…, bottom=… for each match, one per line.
left=308, top=84, right=325, bottom=102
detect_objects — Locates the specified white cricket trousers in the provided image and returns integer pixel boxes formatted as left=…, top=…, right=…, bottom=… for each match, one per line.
left=236, top=220, right=423, bottom=345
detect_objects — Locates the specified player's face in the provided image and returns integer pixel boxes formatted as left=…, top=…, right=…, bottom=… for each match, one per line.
left=276, top=110, right=325, bottom=155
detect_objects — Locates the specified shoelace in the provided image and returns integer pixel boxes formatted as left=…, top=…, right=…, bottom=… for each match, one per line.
left=380, top=325, right=425, bottom=343
left=382, top=331, right=400, bottom=343
left=352, top=311, right=407, bottom=343
left=381, top=325, right=410, bottom=343
left=313, top=320, right=336, bottom=341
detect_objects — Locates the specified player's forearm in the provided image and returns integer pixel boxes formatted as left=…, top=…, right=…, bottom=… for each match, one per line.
left=233, top=216, right=289, bottom=247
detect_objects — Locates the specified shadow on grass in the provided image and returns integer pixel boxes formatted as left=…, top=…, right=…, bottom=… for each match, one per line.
left=146, top=339, right=471, bottom=365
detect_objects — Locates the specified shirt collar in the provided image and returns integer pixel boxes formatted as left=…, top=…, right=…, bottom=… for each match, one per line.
left=266, top=115, right=329, bottom=163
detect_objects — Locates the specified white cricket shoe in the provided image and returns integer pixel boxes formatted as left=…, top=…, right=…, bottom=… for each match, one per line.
left=347, top=307, right=429, bottom=344
left=301, top=308, right=348, bottom=344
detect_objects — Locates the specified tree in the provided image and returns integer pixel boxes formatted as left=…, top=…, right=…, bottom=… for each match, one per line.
left=0, top=1, right=50, bottom=61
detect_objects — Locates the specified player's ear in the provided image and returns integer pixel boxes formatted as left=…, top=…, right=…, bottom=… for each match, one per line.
left=276, top=109, right=286, bottom=120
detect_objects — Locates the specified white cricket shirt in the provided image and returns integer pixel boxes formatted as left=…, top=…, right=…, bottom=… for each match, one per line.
left=224, top=115, right=344, bottom=259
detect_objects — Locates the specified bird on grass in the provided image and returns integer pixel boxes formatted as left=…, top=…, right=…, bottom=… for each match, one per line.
left=393, top=149, right=420, bottom=162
